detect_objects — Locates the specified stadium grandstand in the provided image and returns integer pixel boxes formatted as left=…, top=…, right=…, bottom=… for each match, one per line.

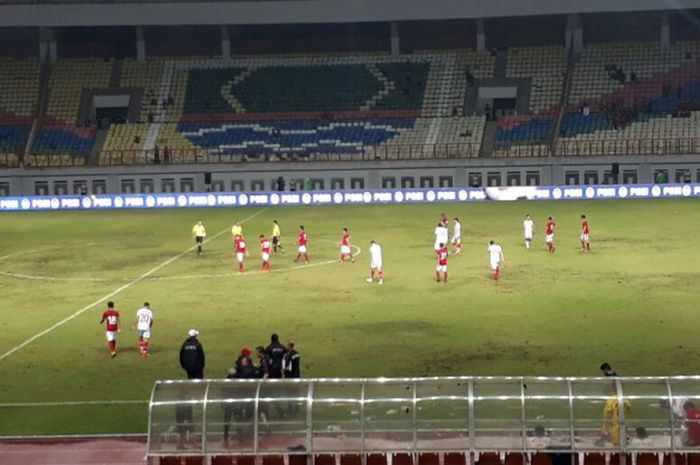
left=2, top=1, right=700, bottom=464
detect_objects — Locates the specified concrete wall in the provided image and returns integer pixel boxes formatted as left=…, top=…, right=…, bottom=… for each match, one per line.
left=2, top=156, right=700, bottom=196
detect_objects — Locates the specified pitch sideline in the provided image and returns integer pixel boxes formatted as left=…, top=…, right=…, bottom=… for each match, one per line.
left=0, top=207, right=269, bottom=362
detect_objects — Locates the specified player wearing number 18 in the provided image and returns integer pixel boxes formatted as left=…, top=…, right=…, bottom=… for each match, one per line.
left=133, top=302, right=154, bottom=357
left=100, top=301, right=121, bottom=358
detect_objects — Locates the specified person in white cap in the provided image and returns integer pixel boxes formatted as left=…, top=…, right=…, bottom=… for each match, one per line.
left=179, top=329, right=205, bottom=379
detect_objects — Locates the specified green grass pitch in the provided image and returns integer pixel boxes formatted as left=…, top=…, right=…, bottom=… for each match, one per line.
left=0, top=198, right=698, bottom=435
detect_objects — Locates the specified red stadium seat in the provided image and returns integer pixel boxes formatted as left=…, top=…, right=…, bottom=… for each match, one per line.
left=532, top=454, right=553, bottom=465
left=687, top=455, right=700, bottom=465
left=315, top=455, right=337, bottom=465
left=418, top=453, right=440, bottom=465
left=394, top=454, right=414, bottom=465
left=637, top=454, right=659, bottom=465
left=290, top=455, right=309, bottom=465
left=213, top=457, right=235, bottom=465
left=583, top=454, right=605, bottom=465
left=234, top=456, right=257, bottom=465
left=664, top=454, right=688, bottom=465
left=505, top=454, right=525, bottom=465
left=341, top=455, right=362, bottom=465
left=160, top=458, right=182, bottom=465
left=478, top=453, right=502, bottom=465
left=367, top=454, right=388, bottom=465
left=445, top=453, right=467, bottom=465
left=185, top=457, right=204, bottom=465
left=264, top=456, right=285, bottom=465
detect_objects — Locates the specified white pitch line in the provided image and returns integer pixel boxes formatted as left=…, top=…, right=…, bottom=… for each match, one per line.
left=0, top=271, right=109, bottom=282
left=0, top=400, right=148, bottom=408
left=0, top=249, right=43, bottom=261
left=0, top=244, right=362, bottom=282
left=0, top=208, right=269, bottom=362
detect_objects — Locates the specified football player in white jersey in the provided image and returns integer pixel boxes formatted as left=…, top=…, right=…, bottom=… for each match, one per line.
left=133, top=302, right=154, bottom=357
left=523, top=214, right=534, bottom=249
left=487, top=241, right=504, bottom=281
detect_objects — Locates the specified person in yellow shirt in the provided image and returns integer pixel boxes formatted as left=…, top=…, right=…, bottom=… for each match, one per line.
left=272, top=220, right=284, bottom=254
left=231, top=222, right=243, bottom=238
left=192, top=221, right=206, bottom=255
left=602, top=395, right=632, bottom=445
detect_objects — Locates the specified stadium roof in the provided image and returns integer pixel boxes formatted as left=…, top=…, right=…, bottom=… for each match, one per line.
left=1, top=0, right=700, bottom=28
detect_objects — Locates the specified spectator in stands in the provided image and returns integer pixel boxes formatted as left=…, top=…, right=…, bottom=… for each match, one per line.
left=600, top=362, right=618, bottom=377
left=266, top=333, right=287, bottom=379
left=154, top=145, right=160, bottom=165
left=284, top=341, right=300, bottom=379
left=164, top=145, right=171, bottom=164
left=179, top=329, right=205, bottom=379
left=276, top=176, right=286, bottom=192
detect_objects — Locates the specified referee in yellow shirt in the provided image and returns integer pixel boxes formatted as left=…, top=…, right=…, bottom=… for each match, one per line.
left=231, top=222, right=243, bottom=238
left=192, top=220, right=206, bottom=255
left=272, top=220, right=284, bottom=254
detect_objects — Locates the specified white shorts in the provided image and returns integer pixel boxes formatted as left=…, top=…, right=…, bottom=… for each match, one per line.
left=580, top=233, right=589, bottom=242
left=236, top=252, right=245, bottom=262
left=524, top=233, right=533, bottom=241
left=262, top=252, right=270, bottom=262
left=451, top=236, right=461, bottom=245
left=138, top=330, right=151, bottom=339
left=545, top=234, right=554, bottom=243
left=298, top=245, right=307, bottom=253
left=436, top=264, right=447, bottom=272
left=370, top=260, right=383, bottom=271
left=434, top=242, right=442, bottom=251
left=106, top=331, right=117, bottom=342
left=490, top=260, right=500, bottom=271
left=340, top=245, right=351, bottom=254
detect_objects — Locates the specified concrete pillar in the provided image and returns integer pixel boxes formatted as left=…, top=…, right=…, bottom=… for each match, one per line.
left=39, top=28, right=57, bottom=65
left=565, top=14, right=583, bottom=55
left=136, top=26, right=146, bottom=62
left=660, top=12, right=671, bottom=50
left=390, top=21, right=400, bottom=56
left=221, top=25, right=231, bottom=59
left=476, top=19, right=485, bottom=53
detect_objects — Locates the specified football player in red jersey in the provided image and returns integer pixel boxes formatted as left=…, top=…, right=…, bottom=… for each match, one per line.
left=100, top=301, right=121, bottom=357
left=580, top=214, right=591, bottom=252
left=545, top=216, right=556, bottom=253
left=339, top=228, right=355, bottom=263
left=233, top=234, right=249, bottom=273
left=435, top=243, right=449, bottom=283
left=259, top=234, right=272, bottom=272
left=294, top=225, right=309, bottom=264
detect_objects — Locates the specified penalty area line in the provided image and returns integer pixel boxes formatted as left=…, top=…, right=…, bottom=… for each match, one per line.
left=0, top=207, right=269, bottom=363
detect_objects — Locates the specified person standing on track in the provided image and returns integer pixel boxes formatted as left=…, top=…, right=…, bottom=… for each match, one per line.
left=180, top=329, right=205, bottom=379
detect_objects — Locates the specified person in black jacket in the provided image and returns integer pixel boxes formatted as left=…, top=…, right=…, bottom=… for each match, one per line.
left=179, top=329, right=205, bottom=379
left=284, top=341, right=301, bottom=379
left=265, top=333, right=287, bottom=379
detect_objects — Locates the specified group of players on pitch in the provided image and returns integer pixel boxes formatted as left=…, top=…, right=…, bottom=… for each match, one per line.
left=433, top=211, right=591, bottom=283
left=189, top=211, right=592, bottom=285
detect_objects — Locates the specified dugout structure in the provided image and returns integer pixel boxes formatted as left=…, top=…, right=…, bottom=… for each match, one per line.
left=147, top=377, right=700, bottom=465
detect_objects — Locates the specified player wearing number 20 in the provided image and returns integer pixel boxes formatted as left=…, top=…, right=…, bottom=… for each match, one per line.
left=100, top=301, right=121, bottom=358
left=133, top=302, right=154, bottom=357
